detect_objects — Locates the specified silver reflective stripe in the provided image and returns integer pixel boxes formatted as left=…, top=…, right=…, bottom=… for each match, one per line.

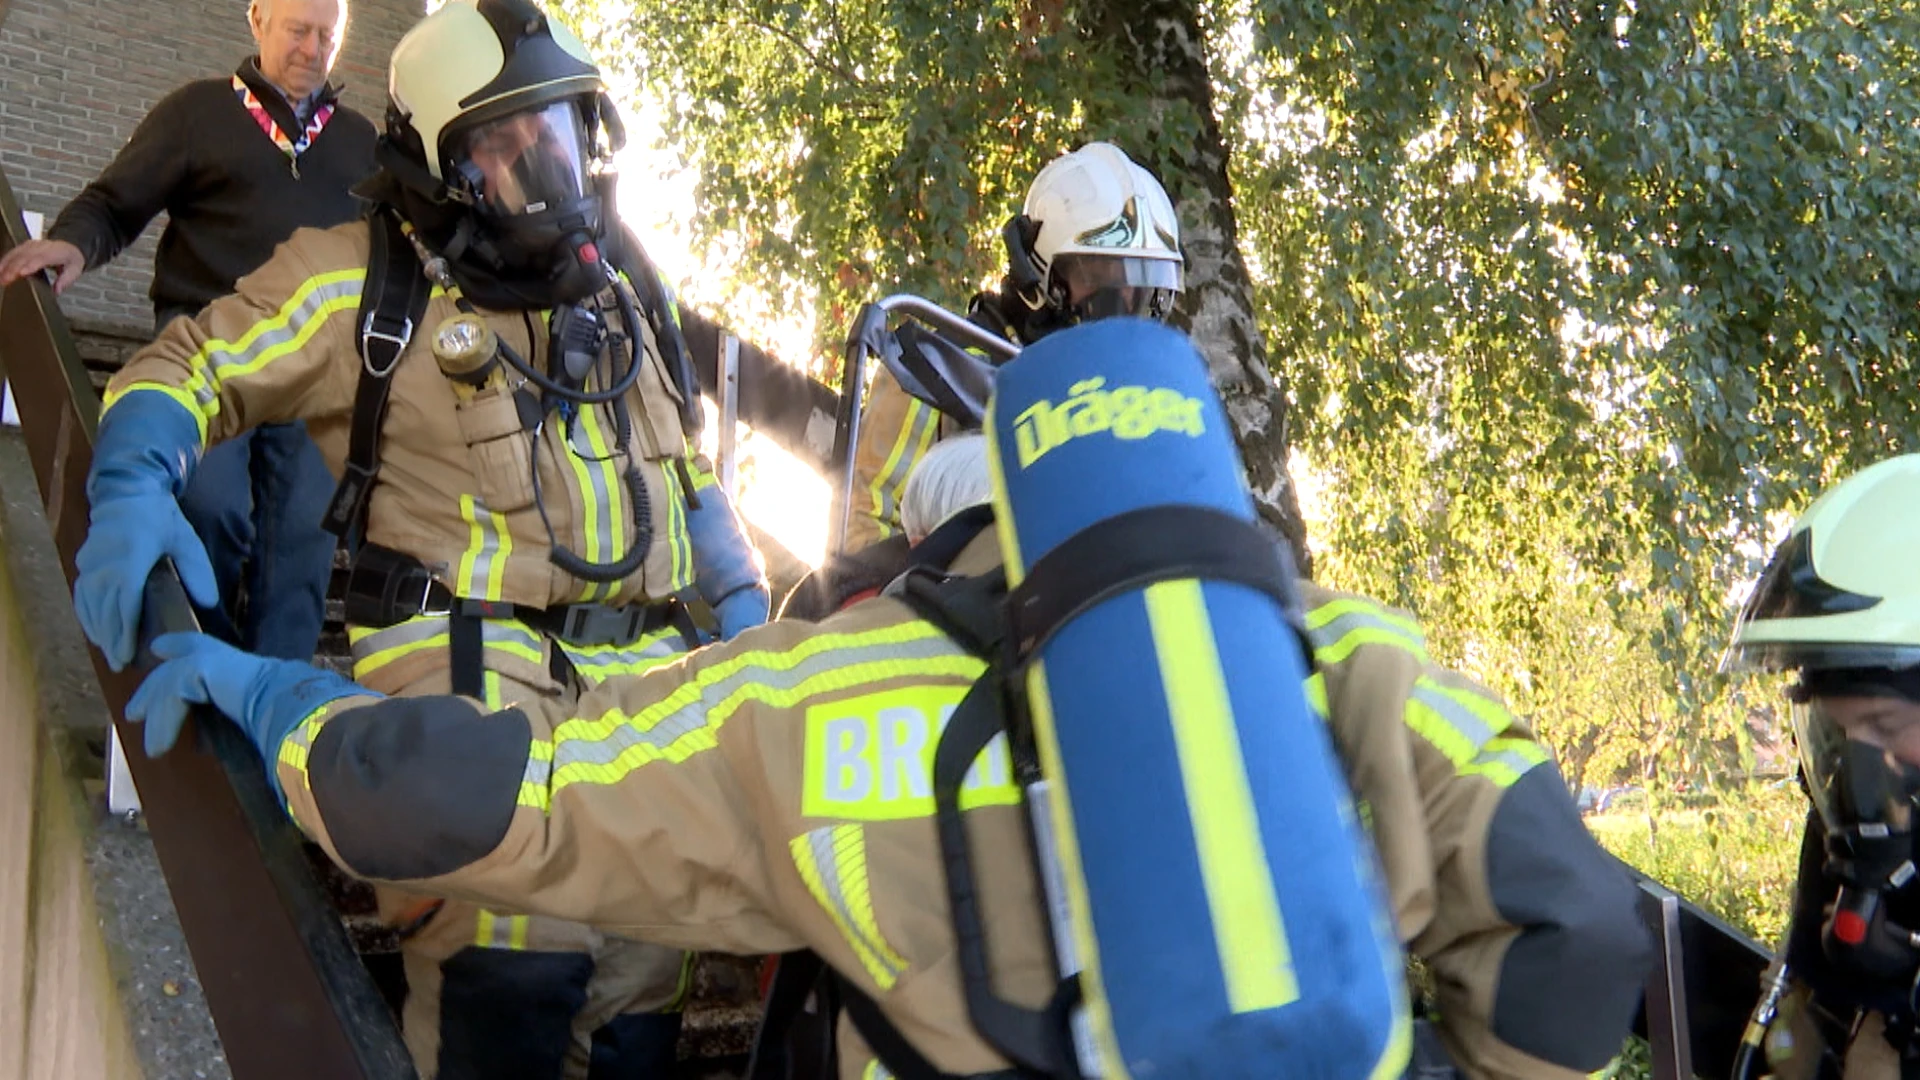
left=463, top=503, right=509, bottom=599
left=481, top=621, right=543, bottom=652
left=348, top=617, right=445, bottom=663
left=284, top=715, right=319, bottom=755
left=1475, top=743, right=1543, bottom=777
left=478, top=911, right=521, bottom=950
left=552, top=634, right=958, bottom=772
left=348, top=617, right=542, bottom=664
left=807, top=829, right=904, bottom=983
left=560, top=630, right=687, bottom=676
left=203, top=276, right=359, bottom=386
left=522, top=751, right=552, bottom=792
left=1408, top=679, right=1502, bottom=749
left=1305, top=606, right=1426, bottom=657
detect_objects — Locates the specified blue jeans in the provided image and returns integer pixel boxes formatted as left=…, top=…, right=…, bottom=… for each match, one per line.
left=176, top=422, right=336, bottom=661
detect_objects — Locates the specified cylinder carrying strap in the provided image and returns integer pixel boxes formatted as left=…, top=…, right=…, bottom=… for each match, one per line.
left=1005, top=504, right=1302, bottom=661
left=322, top=209, right=433, bottom=544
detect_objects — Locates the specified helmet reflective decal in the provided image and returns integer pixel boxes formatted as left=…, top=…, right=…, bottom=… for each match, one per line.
left=1074, top=196, right=1143, bottom=249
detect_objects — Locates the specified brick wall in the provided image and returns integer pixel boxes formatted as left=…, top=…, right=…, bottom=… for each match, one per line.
left=0, top=0, right=423, bottom=335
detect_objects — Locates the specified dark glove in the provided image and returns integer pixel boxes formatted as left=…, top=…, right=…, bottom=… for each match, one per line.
left=73, top=392, right=218, bottom=671
left=125, top=633, right=367, bottom=796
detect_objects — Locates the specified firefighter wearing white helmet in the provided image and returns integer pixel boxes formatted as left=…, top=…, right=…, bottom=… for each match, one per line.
left=1722, top=453, right=1920, bottom=1080
left=993, top=139, right=1186, bottom=331
left=65, top=0, right=772, bottom=1076
left=832, top=142, right=1187, bottom=566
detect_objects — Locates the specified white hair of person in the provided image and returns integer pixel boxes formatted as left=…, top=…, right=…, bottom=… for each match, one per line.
left=901, top=433, right=994, bottom=544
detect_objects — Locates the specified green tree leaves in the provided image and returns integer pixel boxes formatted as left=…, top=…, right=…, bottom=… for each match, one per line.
left=564, top=0, right=1918, bottom=789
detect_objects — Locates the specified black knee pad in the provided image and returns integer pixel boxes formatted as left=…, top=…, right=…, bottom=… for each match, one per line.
left=437, top=947, right=595, bottom=1080
left=1486, top=764, right=1655, bottom=1070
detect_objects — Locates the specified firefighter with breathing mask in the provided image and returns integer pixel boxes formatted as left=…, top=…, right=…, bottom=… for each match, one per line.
left=67, top=0, right=769, bottom=1075
left=1723, top=453, right=1920, bottom=1080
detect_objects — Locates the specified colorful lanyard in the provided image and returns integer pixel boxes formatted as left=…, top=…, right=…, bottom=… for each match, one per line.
left=232, top=74, right=333, bottom=177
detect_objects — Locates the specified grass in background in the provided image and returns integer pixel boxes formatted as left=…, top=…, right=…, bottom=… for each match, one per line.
left=1586, top=782, right=1804, bottom=946
left=1583, top=784, right=1805, bottom=1079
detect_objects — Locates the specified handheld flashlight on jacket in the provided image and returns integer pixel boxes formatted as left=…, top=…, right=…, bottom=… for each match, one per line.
left=432, top=315, right=501, bottom=400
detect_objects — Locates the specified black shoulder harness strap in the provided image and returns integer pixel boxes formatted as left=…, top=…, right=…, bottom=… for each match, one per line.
left=321, top=208, right=432, bottom=546
left=609, top=226, right=703, bottom=437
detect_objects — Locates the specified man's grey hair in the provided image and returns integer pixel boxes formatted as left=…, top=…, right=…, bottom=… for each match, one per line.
left=901, top=433, right=994, bottom=543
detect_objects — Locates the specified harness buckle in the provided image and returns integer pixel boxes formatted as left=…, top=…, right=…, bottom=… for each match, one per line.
left=557, top=603, right=646, bottom=648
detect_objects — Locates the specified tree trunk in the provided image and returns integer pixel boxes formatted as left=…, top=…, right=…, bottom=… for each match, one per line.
left=1079, top=0, right=1313, bottom=573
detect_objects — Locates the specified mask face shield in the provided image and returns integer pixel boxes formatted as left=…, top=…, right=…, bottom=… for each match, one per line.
left=1051, top=254, right=1183, bottom=322
left=1791, top=684, right=1920, bottom=847
left=448, top=101, right=592, bottom=217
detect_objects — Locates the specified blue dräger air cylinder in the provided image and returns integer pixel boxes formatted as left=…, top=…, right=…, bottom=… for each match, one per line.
left=984, top=318, right=1409, bottom=1079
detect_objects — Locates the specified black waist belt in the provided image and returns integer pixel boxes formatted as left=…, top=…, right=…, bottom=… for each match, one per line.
left=344, top=543, right=682, bottom=649
left=457, top=596, right=686, bottom=648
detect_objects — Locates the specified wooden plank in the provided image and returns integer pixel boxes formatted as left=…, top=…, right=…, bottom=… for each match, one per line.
left=0, top=166, right=414, bottom=1080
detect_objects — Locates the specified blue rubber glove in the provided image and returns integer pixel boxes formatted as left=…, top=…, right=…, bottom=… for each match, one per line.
left=125, top=632, right=368, bottom=796
left=713, top=585, right=772, bottom=641
left=683, top=459, right=769, bottom=641
left=74, top=392, right=218, bottom=671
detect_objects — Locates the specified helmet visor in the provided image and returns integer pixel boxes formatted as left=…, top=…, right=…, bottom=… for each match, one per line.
left=449, top=101, right=591, bottom=216
left=1052, top=254, right=1183, bottom=320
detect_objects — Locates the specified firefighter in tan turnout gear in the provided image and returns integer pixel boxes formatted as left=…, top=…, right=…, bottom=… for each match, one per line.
left=839, top=141, right=1182, bottom=558
left=67, top=1, right=770, bottom=1076
left=112, top=319, right=1651, bottom=1079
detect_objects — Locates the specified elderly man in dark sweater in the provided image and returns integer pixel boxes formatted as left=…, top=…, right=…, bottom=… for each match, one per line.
left=0, top=0, right=375, bottom=662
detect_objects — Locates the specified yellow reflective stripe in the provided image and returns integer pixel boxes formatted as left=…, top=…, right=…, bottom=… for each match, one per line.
left=275, top=706, right=336, bottom=804
left=573, top=405, right=627, bottom=602
left=1304, top=598, right=1428, bottom=665
left=1024, top=662, right=1127, bottom=1079
left=867, top=398, right=937, bottom=541
left=663, top=951, right=696, bottom=1012
left=188, top=268, right=362, bottom=405
left=789, top=824, right=908, bottom=990
left=661, top=455, right=693, bottom=592
left=483, top=670, right=504, bottom=710
left=473, top=909, right=531, bottom=950
left=1144, top=580, right=1298, bottom=1013
left=984, top=413, right=1026, bottom=581
left=1461, top=736, right=1551, bottom=787
left=1304, top=671, right=1327, bottom=717
left=687, top=455, right=719, bottom=491
left=1404, top=677, right=1546, bottom=788
left=103, top=384, right=211, bottom=446
left=861, top=1060, right=894, bottom=1080
left=542, top=624, right=978, bottom=795
left=1367, top=979, right=1415, bottom=1080
left=518, top=738, right=555, bottom=811
left=455, top=494, right=514, bottom=601
left=561, top=420, right=611, bottom=593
